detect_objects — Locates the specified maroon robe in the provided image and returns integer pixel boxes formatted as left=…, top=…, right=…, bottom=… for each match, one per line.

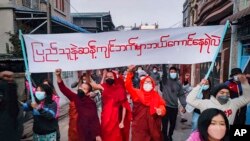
left=58, top=81, right=101, bottom=141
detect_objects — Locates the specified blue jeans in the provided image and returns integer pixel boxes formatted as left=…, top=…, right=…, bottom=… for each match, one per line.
left=246, top=103, right=250, bottom=125
left=191, top=112, right=200, bottom=132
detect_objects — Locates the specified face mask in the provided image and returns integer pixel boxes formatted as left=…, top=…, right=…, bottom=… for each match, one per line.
left=82, top=80, right=87, bottom=83
left=106, top=78, right=115, bottom=85
left=137, top=68, right=142, bottom=73
left=233, top=75, right=238, bottom=82
left=183, top=80, right=189, bottom=85
left=153, top=69, right=157, bottom=73
left=170, top=73, right=177, bottom=79
left=77, top=89, right=85, bottom=98
left=35, top=91, right=46, bottom=101
left=143, top=83, right=153, bottom=92
left=202, top=85, right=209, bottom=90
left=207, top=117, right=226, bottom=140
left=217, top=95, right=229, bottom=105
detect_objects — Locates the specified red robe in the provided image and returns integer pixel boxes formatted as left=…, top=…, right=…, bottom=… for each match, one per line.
left=101, top=73, right=131, bottom=141
left=58, top=81, right=101, bottom=141
left=68, top=101, right=79, bottom=141
left=125, top=71, right=166, bottom=141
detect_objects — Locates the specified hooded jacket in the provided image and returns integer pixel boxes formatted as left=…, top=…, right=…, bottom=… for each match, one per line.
left=125, top=71, right=166, bottom=116
left=186, top=82, right=250, bottom=125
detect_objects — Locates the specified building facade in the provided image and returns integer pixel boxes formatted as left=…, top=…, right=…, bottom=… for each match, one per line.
left=71, top=12, right=115, bottom=33
left=183, top=0, right=233, bottom=86
left=0, top=0, right=86, bottom=102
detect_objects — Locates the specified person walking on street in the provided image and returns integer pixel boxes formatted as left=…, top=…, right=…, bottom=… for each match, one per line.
left=56, top=69, right=102, bottom=141
left=187, top=74, right=250, bottom=125
left=22, top=84, right=58, bottom=141
left=225, top=68, right=247, bottom=125
left=125, top=65, right=166, bottom=141
left=87, top=69, right=131, bottom=141
left=161, top=65, right=187, bottom=141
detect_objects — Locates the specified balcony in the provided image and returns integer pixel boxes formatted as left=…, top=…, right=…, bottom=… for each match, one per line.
left=195, top=0, right=233, bottom=25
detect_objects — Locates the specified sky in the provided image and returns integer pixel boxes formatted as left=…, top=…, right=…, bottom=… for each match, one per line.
left=70, top=0, right=185, bottom=29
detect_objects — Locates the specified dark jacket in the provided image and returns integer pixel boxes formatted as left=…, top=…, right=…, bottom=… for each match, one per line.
left=160, top=65, right=186, bottom=108
left=0, top=79, right=19, bottom=141
left=23, top=100, right=58, bottom=135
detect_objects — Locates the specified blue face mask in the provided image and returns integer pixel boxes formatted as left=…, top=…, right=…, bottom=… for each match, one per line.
left=202, top=85, right=209, bottom=90
left=35, top=91, right=46, bottom=101
left=170, top=73, right=177, bottom=79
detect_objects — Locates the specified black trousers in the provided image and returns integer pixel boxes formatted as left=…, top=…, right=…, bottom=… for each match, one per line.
left=162, top=106, right=178, bottom=141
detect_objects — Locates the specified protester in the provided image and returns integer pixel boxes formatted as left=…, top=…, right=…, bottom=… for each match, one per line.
left=187, top=74, right=250, bottom=125
left=160, top=65, right=186, bottom=141
left=225, top=68, right=247, bottom=125
left=149, top=66, right=161, bottom=91
left=56, top=69, right=102, bottom=141
left=22, top=84, right=58, bottom=141
left=180, top=72, right=192, bottom=123
left=87, top=69, right=131, bottom=141
left=186, top=108, right=230, bottom=141
left=43, top=79, right=61, bottom=141
left=125, top=65, right=166, bottom=141
left=191, top=79, right=211, bottom=131
left=133, top=66, right=147, bottom=88
left=71, top=73, right=87, bottom=89
left=0, top=71, right=20, bottom=141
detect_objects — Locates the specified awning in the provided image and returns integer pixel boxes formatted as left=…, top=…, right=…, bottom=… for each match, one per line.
left=220, top=6, right=250, bottom=24
left=14, top=7, right=89, bottom=33
left=51, top=16, right=89, bottom=33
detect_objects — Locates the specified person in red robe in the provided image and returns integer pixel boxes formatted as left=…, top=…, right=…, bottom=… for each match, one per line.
left=88, top=69, right=131, bottom=141
left=56, top=69, right=101, bottom=141
left=125, top=65, right=166, bottom=141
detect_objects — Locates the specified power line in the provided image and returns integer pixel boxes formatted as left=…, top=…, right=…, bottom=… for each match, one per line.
left=65, top=0, right=80, bottom=14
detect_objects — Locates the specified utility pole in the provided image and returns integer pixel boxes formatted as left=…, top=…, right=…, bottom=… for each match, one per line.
left=47, top=0, right=51, bottom=80
left=229, top=0, right=239, bottom=75
left=47, top=0, right=51, bottom=34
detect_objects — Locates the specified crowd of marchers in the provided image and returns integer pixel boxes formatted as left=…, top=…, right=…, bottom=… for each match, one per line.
left=0, top=64, right=250, bottom=141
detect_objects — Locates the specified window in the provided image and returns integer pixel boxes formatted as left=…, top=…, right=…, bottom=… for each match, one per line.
left=22, top=0, right=39, bottom=10
left=242, top=43, right=250, bottom=56
left=56, top=0, right=65, bottom=12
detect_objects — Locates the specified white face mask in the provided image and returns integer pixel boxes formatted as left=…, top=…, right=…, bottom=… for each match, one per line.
left=233, top=75, right=238, bottom=81
left=137, top=68, right=142, bottom=73
left=153, top=69, right=157, bottom=73
left=143, top=83, right=153, bottom=92
left=35, top=91, right=46, bottom=101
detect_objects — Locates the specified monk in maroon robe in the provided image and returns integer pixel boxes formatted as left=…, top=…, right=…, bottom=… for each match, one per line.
left=56, top=69, right=101, bottom=141
left=125, top=65, right=166, bottom=141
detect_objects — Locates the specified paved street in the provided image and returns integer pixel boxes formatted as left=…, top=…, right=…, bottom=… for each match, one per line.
left=21, top=103, right=192, bottom=141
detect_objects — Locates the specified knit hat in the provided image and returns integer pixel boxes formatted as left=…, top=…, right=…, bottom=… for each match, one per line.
left=138, top=70, right=147, bottom=78
left=230, top=68, right=242, bottom=77
left=210, top=84, right=230, bottom=97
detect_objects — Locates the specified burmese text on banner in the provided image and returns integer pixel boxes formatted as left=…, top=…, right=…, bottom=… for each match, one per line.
left=23, top=25, right=224, bottom=73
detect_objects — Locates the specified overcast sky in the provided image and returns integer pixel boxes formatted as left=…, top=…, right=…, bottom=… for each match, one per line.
left=70, top=0, right=185, bottom=29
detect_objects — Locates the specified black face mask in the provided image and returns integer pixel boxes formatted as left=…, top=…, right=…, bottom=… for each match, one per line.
left=183, top=80, right=189, bottom=85
left=77, top=89, right=85, bottom=98
left=106, top=78, right=114, bottom=85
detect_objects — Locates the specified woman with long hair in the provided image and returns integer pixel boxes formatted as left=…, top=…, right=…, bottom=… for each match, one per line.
left=187, top=108, right=230, bottom=141
left=23, top=84, right=58, bottom=141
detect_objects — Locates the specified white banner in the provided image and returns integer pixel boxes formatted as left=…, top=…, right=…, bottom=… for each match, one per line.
left=23, top=25, right=224, bottom=73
